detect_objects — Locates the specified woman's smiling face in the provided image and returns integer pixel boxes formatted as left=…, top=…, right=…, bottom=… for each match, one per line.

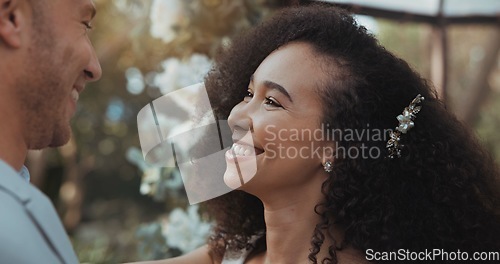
left=224, top=42, right=334, bottom=197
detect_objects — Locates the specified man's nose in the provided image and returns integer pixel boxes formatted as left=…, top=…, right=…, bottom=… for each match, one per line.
left=84, top=45, right=102, bottom=82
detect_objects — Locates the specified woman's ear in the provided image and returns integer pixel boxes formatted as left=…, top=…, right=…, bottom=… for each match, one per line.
left=0, top=0, right=26, bottom=48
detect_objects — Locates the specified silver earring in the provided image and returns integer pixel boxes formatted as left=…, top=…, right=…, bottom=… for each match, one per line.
left=323, top=161, right=333, bottom=173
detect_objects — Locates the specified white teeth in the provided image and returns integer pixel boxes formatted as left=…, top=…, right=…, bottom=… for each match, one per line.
left=71, top=89, right=79, bottom=102
left=231, top=143, right=255, bottom=156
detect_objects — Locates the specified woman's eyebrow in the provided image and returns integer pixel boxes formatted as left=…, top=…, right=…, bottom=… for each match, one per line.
left=263, top=81, right=293, bottom=103
left=250, top=75, right=294, bottom=103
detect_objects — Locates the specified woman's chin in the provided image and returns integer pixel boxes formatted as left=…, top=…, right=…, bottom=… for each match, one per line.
left=223, top=158, right=258, bottom=190
left=223, top=170, right=243, bottom=190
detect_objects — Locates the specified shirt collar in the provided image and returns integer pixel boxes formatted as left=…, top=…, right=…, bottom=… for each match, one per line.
left=0, top=159, right=31, bottom=183
left=19, top=165, right=31, bottom=182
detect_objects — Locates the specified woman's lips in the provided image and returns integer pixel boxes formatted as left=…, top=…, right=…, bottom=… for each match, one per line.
left=225, top=142, right=264, bottom=163
left=223, top=142, right=262, bottom=188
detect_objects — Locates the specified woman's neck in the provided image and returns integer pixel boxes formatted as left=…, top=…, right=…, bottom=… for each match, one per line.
left=263, top=200, right=328, bottom=263
left=252, top=177, right=366, bottom=264
left=256, top=175, right=333, bottom=264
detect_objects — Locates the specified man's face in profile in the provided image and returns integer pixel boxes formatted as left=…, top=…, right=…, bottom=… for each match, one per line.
left=19, top=0, right=101, bottom=149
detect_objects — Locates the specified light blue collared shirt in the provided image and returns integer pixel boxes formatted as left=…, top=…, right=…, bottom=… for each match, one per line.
left=19, top=165, right=30, bottom=182
left=0, top=159, right=30, bottom=182
left=0, top=158, right=79, bottom=263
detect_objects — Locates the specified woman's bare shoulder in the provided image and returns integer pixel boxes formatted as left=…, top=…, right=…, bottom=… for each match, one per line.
left=125, top=245, right=216, bottom=264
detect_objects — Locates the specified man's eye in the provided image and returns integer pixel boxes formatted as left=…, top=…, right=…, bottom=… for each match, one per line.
left=264, top=97, right=282, bottom=108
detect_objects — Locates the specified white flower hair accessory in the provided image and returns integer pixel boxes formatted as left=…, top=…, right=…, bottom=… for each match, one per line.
left=386, top=94, right=425, bottom=158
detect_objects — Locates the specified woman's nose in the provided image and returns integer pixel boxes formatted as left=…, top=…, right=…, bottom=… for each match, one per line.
left=228, top=103, right=253, bottom=134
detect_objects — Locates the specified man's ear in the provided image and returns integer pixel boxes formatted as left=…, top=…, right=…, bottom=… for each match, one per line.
left=0, top=0, right=26, bottom=48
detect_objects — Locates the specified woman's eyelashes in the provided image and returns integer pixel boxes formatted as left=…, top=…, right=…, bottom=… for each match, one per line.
left=244, top=90, right=253, bottom=101
left=264, top=96, right=282, bottom=108
left=243, top=89, right=283, bottom=108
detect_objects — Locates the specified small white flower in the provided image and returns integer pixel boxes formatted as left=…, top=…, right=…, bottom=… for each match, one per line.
left=154, top=55, right=212, bottom=95
left=140, top=183, right=152, bottom=195
left=150, top=0, right=185, bottom=43
left=139, top=168, right=161, bottom=195
left=162, top=205, right=212, bottom=253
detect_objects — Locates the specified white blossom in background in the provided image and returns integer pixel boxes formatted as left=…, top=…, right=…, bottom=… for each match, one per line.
left=150, top=0, right=185, bottom=43
left=154, top=54, right=212, bottom=94
left=127, top=147, right=150, bottom=172
left=126, top=147, right=184, bottom=197
left=139, top=168, right=161, bottom=195
left=162, top=205, right=212, bottom=253
left=127, top=147, right=161, bottom=195
left=113, top=0, right=147, bottom=19
left=126, top=67, right=145, bottom=95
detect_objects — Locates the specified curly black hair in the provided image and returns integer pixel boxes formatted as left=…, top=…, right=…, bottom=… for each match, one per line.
left=203, top=4, right=500, bottom=263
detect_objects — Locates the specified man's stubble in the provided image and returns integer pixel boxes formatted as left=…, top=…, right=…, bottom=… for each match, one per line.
left=16, top=8, right=71, bottom=149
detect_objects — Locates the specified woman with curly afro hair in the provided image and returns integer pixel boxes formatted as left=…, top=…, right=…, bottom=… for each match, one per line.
left=146, top=3, right=500, bottom=264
